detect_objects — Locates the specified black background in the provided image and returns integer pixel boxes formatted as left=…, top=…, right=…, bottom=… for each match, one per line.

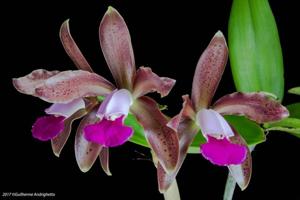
left=2, top=0, right=300, bottom=199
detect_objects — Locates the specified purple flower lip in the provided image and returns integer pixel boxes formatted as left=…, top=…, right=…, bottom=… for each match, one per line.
left=200, top=136, right=247, bottom=166
left=31, top=98, right=87, bottom=142
left=196, top=108, right=246, bottom=166
left=84, top=115, right=133, bottom=147
left=32, top=115, right=65, bottom=141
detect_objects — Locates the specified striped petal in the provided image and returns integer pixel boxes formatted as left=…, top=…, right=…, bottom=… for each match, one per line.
left=131, top=97, right=179, bottom=173
left=191, top=31, right=228, bottom=110
left=59, top=19, right=93, bottom=72
left=99, top=6, right=135, bottom=89
left=133, top=67, right=176, bottom=98
left=213, top=92, right=289, bottom=123
left=13, top=70, right=114, bottom=103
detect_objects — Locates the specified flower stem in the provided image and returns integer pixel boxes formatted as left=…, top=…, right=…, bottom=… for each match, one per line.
left=163, top=179, right=181, bottom=200
left=223, top=173, right=236, bottom=200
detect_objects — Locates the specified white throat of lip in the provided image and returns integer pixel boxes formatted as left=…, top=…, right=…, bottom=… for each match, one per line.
left=106, top=113, right=123, bottom=121
left=208, top=133, right=226, bottom=140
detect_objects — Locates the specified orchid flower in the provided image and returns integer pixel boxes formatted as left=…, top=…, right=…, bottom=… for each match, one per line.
left=157, top=31, right=289, bottom=192
left=12, top=6, right=179, bottom=174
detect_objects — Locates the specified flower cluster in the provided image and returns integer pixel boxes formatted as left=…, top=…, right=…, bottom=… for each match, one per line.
left=12, top=6, right=289, bottom=197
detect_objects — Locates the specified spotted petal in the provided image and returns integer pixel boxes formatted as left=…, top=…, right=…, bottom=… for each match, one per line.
left=99, top=6, right=135, bottom=89
left=200, top=136, right=247, bottom=166
left=191, top=31, right=228, bottom=110
left=60, top=19, right=93, bottom=72
left=84, top=116, right=133, bottom=147
left=131, top=96, right=179, bottom=173
left=159, top=118, right=198, bottom=193
left=32, top=115, right=65, bottom=141
left=132, top=67, right=176, bottom=98
left=75, top=109, right=102, bottom=172
left=158, top=96, right=197, bottom=192
left=13, top=70, right=114, bottom=103
left=12, top=69, right=59, bottom=95
left=213, top=92, right=289, bottom=123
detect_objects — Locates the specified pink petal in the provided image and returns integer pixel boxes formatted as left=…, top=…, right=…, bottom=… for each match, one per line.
left=12, top=69, right=59, bottom=95
left=32, top=115, right=65, bottom=141
left=97, top=89, right=132, bottom=119
left=132, top=67, right=176, bottom=98
left=75, top=109, right=102, bottom=172
left=213, top=92, right=289, bottom=123
left=196, top=108, right=234, bottom=138
left=99, top=6, right=135, bottom=89
left=60, top=19, right=93, bottom=72
left=45, top=98, right=85, bottom=118
left=131, top=97, right=179, bottom=173
left=51, top=108, right=87, bottom=157
left=14, top=70, right=114, bottom=103
left=84, top=116, right=133, bottom=147
left=191, top=31, right=228, bottom=110
left=200, top=136, right=247, bottom=166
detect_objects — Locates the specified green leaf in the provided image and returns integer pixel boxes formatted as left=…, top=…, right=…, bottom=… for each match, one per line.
left=264, top=118, right=300, bottom=138
left=287, top=103, right=300, bottom=118
left=264, top=118, right=300, bottom=129
left=228, top=0, right=284, bottom=101
left=288, top=87, right=300, bottom=95
left=266, top=127, right=300, bottom=138
left=224, top=115, right=265, bottom=145
left=125, top=113, right=149, bottom=147
left=193, top=130, right=207, bottom=145
left=188, top=130, right=206, bottom=154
